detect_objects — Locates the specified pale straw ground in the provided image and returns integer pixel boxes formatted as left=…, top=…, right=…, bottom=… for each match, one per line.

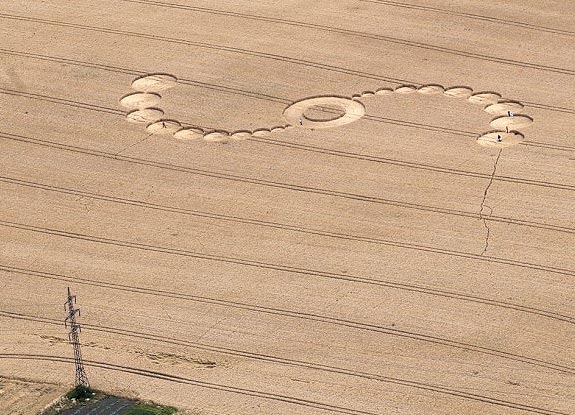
left=0, top=376, right=66, bottom=415
left=0, top=1, right=574, bottom=414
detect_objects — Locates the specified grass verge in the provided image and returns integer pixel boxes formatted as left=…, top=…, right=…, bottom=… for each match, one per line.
left=124, top=403, right=178, bottom=415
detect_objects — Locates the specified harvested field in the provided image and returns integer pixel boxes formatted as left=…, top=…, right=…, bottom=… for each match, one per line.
left=0, top=0, right=574, bottom=414
left=0, top=376, right=66, bottom=415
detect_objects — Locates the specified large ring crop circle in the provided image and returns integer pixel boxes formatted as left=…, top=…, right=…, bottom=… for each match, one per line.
left=283, top=96, right=366, bottom=129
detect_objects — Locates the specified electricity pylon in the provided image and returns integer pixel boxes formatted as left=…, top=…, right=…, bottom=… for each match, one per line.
left=64, top=287, right=90, bottom=388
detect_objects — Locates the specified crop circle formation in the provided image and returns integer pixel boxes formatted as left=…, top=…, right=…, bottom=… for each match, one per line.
left=119, top=74, right=534, bottom=148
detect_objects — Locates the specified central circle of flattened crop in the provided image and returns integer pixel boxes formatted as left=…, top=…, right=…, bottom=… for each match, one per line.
left=303, top=104, right=347, bottom=122
left=283, top=96, right=366, bottom=129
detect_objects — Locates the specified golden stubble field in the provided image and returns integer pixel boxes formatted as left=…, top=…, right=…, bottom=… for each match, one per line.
left=0, top=1, right=574, bottom=414
left=0, top=376, right=65, bottom=415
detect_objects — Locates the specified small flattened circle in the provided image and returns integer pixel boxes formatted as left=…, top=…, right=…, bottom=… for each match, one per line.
left=146, top=120, right=181, bottom=135
left=203, top=131, right=230, bottom=142
left=361, top=91, right=376, bottom=98
left=132, top=74, right=177, bottom=92
left=283, top=96, right=365, bottom=129
left=174, top=127, right=204, bottom=141
left=490, top=115, right=533, bottom=130
left=394, top=85, right=417, bottom=94
left=126, top=108, right=164, bottom=123
left=231, top=130, right=252, bottom=140
left=444, top=87, right=473, bottom=98
left=417, top=84, right=445, bottom=95
left=252, top=129, right=271, bottom=137
left=120, top=92, right=162, bottom=109
left=375, top=87, right=394, bottom=95
left=477, top=131, right=524, bottom=148
left=484, top=101, right=524, bottom=116
left=468, top=92, right=502, bottom=105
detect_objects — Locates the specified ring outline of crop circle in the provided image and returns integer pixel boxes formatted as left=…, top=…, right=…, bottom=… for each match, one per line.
left=283, top=96, right=366, bottom=129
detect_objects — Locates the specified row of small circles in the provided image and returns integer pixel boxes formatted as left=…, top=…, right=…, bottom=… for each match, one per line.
left=119, top=74, right=288, bottom=142
left=119, top=74, right=533, bottom=148
left=352, top=84, right=533, bottom=148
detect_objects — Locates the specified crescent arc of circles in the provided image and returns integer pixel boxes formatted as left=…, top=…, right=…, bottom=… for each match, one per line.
left=119, top=74, right=534, bottom=148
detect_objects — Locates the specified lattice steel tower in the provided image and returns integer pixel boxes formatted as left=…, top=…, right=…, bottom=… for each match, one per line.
left=64, top=287, right=90, bottom=388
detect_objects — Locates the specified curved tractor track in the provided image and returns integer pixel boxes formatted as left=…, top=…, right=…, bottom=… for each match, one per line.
left=1, top=130, right=574, bottom=238
left=1, top=266, right=573, bottom=375
left=0, top=329, right=569, bottom=415
left=0, top=354, right=377, bottom=415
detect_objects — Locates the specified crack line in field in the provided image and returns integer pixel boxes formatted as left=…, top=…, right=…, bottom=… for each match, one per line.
left=479, top=149, right=502, bottom=255
left=114, top=133, right=153, bottom=158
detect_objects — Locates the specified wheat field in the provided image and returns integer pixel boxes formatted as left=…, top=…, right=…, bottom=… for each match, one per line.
left=0, top=1, right=574, bottom=414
